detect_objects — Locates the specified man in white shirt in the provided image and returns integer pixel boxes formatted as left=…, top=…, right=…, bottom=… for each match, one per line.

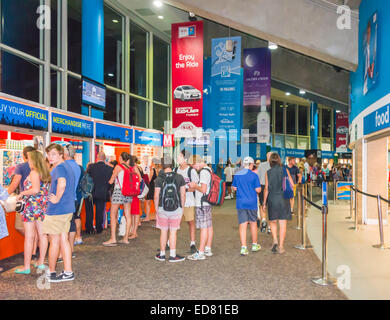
left=224, top=161, right=234, bottom=199
left=176, top=150, right=199, bottom=254
left=188, top=155, right=213, bottom=261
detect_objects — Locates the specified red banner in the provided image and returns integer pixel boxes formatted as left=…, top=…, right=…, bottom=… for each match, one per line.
left=171, top=21, right=203, bottom=137
left=336, top=112, right=349, bottom=152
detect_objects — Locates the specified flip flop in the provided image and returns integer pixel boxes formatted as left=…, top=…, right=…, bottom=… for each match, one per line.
left=128, top=235, right=138, bottom=240
left=102, top=242, right=118, bottom=247
left=15, top=268, right=31, bottom=275
left=119, top=240, right=130, bottom=244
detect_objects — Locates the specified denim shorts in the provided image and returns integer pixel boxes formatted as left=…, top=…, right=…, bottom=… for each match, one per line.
left=237, top=209, right=258, bottom=224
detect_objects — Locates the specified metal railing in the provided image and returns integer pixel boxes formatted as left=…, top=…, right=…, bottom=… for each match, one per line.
left=350, top=186, right=390, bottom=249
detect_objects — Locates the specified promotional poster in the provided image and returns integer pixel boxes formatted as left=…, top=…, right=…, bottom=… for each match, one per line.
left=336, top=112, right=349, bottom=152
left=171, top=21, right=204, bottom=137
left=209, top=36, right=242, bottom=140
left=363, top=11, right=378, bottom=96
left=243, top=48, right=271, bottom=143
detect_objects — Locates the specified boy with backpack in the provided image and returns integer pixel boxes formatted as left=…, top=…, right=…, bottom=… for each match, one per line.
left=175, top=150, right=199, bottom=254
left=154, top=155, right=187, bottom=262
left=187, top=155, right=221, bottom=261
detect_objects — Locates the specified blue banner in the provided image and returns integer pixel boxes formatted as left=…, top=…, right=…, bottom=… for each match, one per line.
left=134, top=130, right=162, bottom=146
left=96, top=122, right=133, bottom=143
left=52, top=113, right=93, bottom=138
left=209, top=37, right=242, bottom=140
left=0, top=97, right=48, bottom=131
left=364, top=103, right=390, bottom=135
left=322, top=151, right=335, bottom=159
left=337, top=182, right=353, bottom=200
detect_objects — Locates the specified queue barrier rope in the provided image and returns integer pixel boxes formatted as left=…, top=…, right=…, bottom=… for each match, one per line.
left=349, top=185, right=390, bottom=249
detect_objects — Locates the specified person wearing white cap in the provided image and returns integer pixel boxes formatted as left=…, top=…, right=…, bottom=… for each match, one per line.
left=232, top=156, right=262, bottom=256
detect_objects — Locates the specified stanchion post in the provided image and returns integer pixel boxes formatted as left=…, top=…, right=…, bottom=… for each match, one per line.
left=349, top=187, right=358, bottom=231
left=373, top=195, right=390, bottom=249
left=346, top=186, right=353, bottom=219
left=296, top=184, right=302, bottom=230
left=310, top=181, right=313, bottom=202
left=295, top=184, right=312, bottom=250
left=333, top=180, right=337, bottom=204
left=312, top=182, right=335, bottom=286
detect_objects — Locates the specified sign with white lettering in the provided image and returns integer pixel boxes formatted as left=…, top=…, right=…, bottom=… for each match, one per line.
left=363, top=104, right=390, bottom=135
left=96, top=122, right=133, bottom=143
left=163, top=134, right=174, bottom=148
left=0, top=97, right=48, bottom=131
left=52, top=113, right=93, bottom=138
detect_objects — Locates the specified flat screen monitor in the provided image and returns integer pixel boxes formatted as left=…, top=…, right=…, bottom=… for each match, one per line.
left=82, top=77, right=106, bottom=109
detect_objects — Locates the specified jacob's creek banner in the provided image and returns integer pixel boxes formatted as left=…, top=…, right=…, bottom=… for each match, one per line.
left=96, top=122, right=133, bottom=144
left=171, top=21, right=203, bottom=137
left=243, top=48, right=271, bottom=142
left=0, top=97, right=48, bottom=131
left=336, top=112, right=349, bottom=152
left=209, top=37, right=242, bottom=140
left=52, top=113, right=93, bottom=138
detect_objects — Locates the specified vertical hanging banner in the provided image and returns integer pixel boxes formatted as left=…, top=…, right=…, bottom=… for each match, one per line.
left=243, top=48, right=271, bottom=143
left=209, top=37, right=242, bottom=140
left=336, top=112, right=349, bottom=152
left=171, top=21, right=204, bottom=137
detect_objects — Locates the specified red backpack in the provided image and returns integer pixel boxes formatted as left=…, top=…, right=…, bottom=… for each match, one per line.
left=117, top=164, right=140, bottom=197
left=200, top=168, right=226, bottom=207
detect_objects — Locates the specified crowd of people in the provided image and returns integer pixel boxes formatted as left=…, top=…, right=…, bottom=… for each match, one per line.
left=0, top=145, right=353, bottom=280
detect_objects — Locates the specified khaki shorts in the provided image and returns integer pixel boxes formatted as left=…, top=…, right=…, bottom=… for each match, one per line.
left=182, top=207, right=195, bottom=222
left=42, top=213, right=73, bottom=235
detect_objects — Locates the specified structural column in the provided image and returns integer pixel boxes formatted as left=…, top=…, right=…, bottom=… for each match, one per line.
left=81, top=0, right=104, bottom=168
left=310, top=102, right=318, bottom=150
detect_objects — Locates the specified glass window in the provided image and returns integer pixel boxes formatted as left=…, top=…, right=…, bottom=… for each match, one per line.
left=153, top=36, right=168, bottom=104
left=285, top=136, right=296, bottom=149
left=68, top=0, right=82, bottom=74
left=67, top=76, right=81, bottom=114
left=105, top=90, right=123, bottom=123
left=322, top=108, right=332, bottom=138
left=275, top=134, right=285, bottom=148
left=286, top=103, right=296, bottom=135
left=51, top=0, right=58, bottom=65
left=153, top=104, right=168, bottom=131
left=275, top=101, right=284, bottom=134
left=130, top=22, right=147, bottom=97
left=1, top=0, right=40, bottom=58
left=322, top=139, right=332, bottom=151
left=51, top=70, right=58, bottom=108
left=104, top=6, right=123, bottom=89
left=130, top=97, right=147, bottom=128
left=298, top=105, right=308, bottom=136
left=0, top=51, right=40, bottom=103
left=297, top=137, right=309, bottom=150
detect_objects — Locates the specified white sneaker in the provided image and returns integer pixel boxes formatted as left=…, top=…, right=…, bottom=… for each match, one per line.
left=204, top=248, right=213, bottom=257
left=187, top=251, right=206, bottom=261
left=224, top=196, right=232, bottom=200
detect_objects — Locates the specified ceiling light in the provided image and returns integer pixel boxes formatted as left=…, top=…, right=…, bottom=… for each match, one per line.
left=153, top=0, right=163, bottom=7
left=285, top=92, right=291, bottom=96
left=112, top=19, right=119, bottom=23
left=108, top=73, right=114, bottom=77
left=158, top=15, right=164, bottom=19
left=268, top=41, right=278, bottom=50
left=299, top=89, right=306, bottom=95
left=336, top=110, right=341, bottom=113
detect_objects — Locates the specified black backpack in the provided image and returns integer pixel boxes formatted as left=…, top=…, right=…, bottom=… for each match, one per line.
left=161, top=172, right=180, bottom=212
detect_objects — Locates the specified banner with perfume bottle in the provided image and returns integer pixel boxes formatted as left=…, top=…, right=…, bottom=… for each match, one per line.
left=243, top=48, right=271, bottom=143
left=208, top=37, right=242, bottom=140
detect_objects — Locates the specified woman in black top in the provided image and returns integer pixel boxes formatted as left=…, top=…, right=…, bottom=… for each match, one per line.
left=263, top=153, right=294, bottom=254
left=143, top=159, right=158, bottom=222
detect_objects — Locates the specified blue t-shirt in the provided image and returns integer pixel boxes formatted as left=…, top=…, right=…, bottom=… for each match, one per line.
left=65, top=159, right=81, bottom=201
left=14, top=162, right=31, bottom=191
left=46, top=162, right=76, bottom=216
left=232, top=169, right=261, bottom=210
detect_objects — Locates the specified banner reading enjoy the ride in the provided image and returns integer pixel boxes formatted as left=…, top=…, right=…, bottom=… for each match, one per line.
left=171, top=21, right=204, bottom=137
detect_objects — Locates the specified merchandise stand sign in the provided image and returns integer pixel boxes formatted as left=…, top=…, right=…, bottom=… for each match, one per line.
left=134, top=130, right=162, bottom=147
left=337, top=182, right=353, bottom=200
left=0, top=96, right=48, bottom=131
left=171, top=21, right=204, bottom=138
left=52, top=112, right=93, bottom=138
